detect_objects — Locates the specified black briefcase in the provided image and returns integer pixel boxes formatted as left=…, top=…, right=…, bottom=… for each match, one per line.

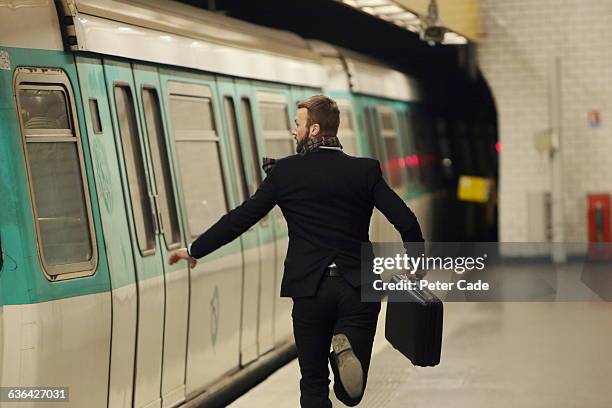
left=384, top=274, right=443, bottom=367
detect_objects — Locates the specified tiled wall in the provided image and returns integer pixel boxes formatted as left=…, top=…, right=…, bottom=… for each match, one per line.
left=478, top=0, right=612, bottom=242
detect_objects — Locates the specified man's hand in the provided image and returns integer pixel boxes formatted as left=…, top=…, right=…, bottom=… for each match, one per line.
left=168, top=248, right=197, bottom=269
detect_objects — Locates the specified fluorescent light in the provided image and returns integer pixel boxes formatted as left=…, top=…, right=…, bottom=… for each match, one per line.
left=336, top=0, right=469, bottom=45
left=362, top=6, right=376, bottom=15
left=390, top=11, right=419, bottom=22
left=354, top=0, right=390, bottom=6
left=443, top=32, right=467, bottom=44
left=371, top=5, right=403, bottom=14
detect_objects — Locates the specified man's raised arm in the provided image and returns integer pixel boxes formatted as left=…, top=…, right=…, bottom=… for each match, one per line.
left=190, top=169, right=278, bottom=259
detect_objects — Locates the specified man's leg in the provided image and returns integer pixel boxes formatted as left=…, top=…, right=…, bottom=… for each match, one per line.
left=292, top=278, right=337, bottom=408
left=330, top=279, right=381, bottom=407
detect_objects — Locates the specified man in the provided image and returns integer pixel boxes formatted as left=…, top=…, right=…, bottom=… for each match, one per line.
left=169, top=95, right=423, bottom=407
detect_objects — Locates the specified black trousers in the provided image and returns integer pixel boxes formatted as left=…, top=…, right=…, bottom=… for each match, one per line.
left=292, top=275, right=381, bottom=407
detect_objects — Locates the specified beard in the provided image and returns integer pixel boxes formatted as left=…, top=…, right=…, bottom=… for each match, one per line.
left=295, top=129, right=311, bottom=155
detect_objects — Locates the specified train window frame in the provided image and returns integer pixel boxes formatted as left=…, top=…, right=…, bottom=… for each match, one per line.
left=13, top=68, right=98, bottom=281
left=114, top=82, right=157, bottom=256
left=167, top=81, right=229, bottom=240
left=141, top=85, right=182, bottom=250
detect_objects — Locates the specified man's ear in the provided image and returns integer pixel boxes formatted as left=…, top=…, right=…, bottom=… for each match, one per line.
left=310, top=123, right=320, bottom=137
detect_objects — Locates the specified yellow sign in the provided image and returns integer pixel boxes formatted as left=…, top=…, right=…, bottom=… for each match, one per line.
left=457, top=175, right=492, bottom=203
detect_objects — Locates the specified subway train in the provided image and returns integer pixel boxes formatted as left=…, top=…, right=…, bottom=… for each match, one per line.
left=0, top=0, right=497, bottom=407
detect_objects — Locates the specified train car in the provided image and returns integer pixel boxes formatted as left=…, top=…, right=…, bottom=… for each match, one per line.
left=308, top=40, right=448, bottom=243
left=0, top=1, right=495, bottom=407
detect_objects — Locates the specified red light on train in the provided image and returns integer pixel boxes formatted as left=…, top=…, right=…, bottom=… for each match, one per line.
left=495, top=142, right=500, bottom=153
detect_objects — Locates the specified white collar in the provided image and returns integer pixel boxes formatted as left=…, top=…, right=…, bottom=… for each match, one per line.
left=319, top=146, right=342, bottom=151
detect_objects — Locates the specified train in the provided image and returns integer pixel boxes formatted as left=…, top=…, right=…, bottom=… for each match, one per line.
left=0, top=0, right=498, bottom=407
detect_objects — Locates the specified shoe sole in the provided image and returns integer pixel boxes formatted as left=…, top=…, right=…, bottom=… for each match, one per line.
left=332, top=334, right=363, bottom=399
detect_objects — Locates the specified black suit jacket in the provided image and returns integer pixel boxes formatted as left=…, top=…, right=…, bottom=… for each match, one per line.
left=190, top=148, right=424, bottom=298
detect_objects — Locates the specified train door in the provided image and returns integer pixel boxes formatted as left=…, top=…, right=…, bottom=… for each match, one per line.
left=217, top=77, right=265, bottom=364
left=251, top=85, right=295, bottom=343
left=132, top=64, right=189, bottom=407
left=103, top=59, right=165, bottom=408
left=235, top=80, right=281, bottom=350
left=76, top=56, right=139, bottom=407
left=161, top=75, right=243, bottom=392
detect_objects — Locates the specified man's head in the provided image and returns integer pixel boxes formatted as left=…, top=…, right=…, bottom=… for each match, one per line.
left=292, top=95, right=340, bottom=154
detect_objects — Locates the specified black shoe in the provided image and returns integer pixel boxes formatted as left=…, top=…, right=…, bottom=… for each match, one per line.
left=331, top=334, right=363, bottom=399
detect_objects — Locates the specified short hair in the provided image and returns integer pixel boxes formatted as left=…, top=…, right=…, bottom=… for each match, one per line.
left=297, top=95, right=340, bottom=138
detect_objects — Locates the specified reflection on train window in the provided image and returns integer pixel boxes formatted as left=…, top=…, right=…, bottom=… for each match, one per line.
left=19, top=89, right=70, bottom=130
left=89, top=98, right=102, bottom=134
left=169, top=94, right=228, bottom=238
left=338, top=105, right=358, bottom=156
left=224, top=96, right=249, bottom=202
left=114, top=85, right=156, bottom=253
left=142, top=88, right=181, bottom=247
left=16, top=79, right=96, bottom=277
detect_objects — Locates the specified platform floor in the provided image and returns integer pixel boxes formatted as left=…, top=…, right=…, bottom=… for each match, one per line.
left=230, top=300, right=612, bottom=407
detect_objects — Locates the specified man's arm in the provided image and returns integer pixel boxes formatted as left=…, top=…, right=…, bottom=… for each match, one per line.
left=188, top=168, right=278, bottom=259
left=369, top=160, right=424, bottom=244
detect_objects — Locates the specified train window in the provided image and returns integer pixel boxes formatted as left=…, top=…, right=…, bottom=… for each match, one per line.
left=241, top=98, right=262, bottom=193
left=241, top=97, right=270, bottom=224
left=378, top=109, right=403, bottom=188
left=89, top=98, right=102, bottom=134
left=224, top=96, right=249, bottom=202
left=400, top=109, right=419, bottom=184
left=15, top=69, right=97, bottom=278
left=338, top=104, right=358, bottom=156
left=259, top=102, right=290, bottom=131
left=142, top=88, right=181, bottom=247
left=169, top=93, right=228, bottom=238
left=19, top=89, right=70, bottom=130
left=168, top=96, right=215, bottom=132
left=259, top=101, right=293, bottom=159
left=363, top=107, right=380, bottom=159
left=380, top=111, right=395, bottom=131
left=114, top=85, right=156, bottom=254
